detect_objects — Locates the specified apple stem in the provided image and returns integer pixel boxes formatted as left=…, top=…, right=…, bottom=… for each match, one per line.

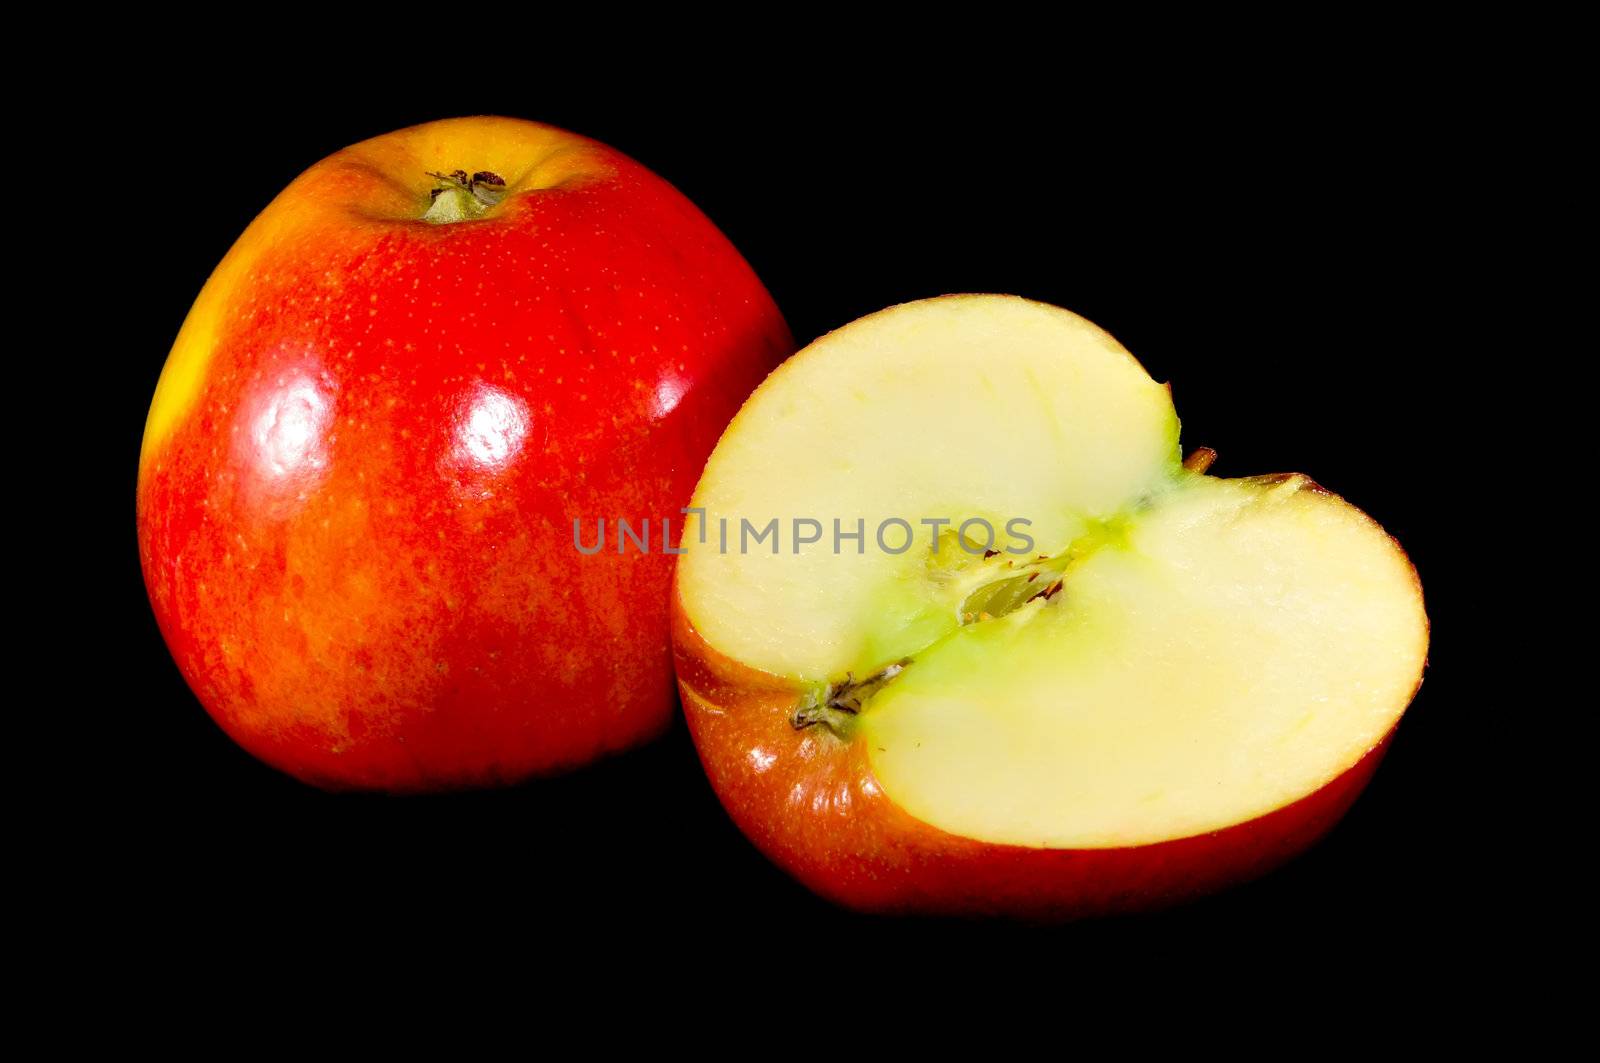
left=421, top=170, right=508, bottom=224
left=1183, top=447, right=1218, bottom=474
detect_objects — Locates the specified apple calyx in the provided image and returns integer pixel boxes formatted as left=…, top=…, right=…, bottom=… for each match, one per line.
left=421, top=169, right=508, bottom=224
left=791, top=658, right=913, bottom=735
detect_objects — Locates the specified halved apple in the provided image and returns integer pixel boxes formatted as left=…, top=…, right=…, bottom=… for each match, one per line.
left=673, top=295, right=1427, bottom=918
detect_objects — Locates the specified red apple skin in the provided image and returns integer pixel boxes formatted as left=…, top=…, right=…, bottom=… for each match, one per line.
left=138, top=117, right=792, bottom=791
left=673, top=596, right=1396, bottom=920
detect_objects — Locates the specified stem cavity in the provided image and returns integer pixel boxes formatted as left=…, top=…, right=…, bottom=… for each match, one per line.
left=421, top=169, right=508, bottom=224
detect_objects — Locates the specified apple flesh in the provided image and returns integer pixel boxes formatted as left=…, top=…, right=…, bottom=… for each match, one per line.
left=673, top=295, right=1427, bottom=917
left=138, top=117, right=791, bottom=790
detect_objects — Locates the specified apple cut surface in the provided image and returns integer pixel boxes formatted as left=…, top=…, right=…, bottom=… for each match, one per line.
left=678, top=297, right=1180, bottom=681
left=859, top=473, right=1425, bottom=848
left=675, top=295, right=1428, bottom=908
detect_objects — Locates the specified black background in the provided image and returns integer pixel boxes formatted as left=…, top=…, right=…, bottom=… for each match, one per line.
left=91, top=65, right=1478, bottom=967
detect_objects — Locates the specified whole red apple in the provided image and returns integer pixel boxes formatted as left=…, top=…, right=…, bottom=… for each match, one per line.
left=139, top=116, right=792, bottom=790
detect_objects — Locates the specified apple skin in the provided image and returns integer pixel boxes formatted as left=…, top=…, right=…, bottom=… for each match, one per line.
left=138, top=117, right=792, bottom=791
left=674, top=590, right=1396, bottom=920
